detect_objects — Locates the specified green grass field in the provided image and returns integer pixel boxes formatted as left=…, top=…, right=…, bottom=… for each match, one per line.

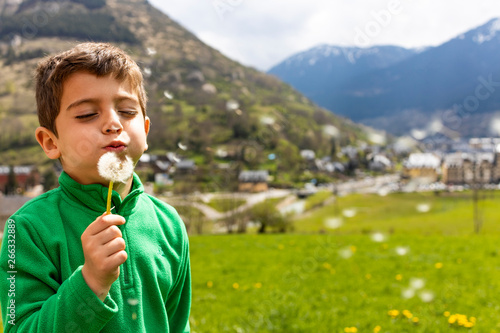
left=2, top=190, right=500, bottom=332
left=189, top=190, right=500, bottom=332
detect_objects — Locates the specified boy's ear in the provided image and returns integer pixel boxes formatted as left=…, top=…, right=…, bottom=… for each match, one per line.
left=144, top=116, right=150, bottom=151
left=35, top=127, right=61, bottom=160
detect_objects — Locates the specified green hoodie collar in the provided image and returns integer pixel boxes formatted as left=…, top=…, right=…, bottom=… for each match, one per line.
left=58, top=171, right=144, bottom=215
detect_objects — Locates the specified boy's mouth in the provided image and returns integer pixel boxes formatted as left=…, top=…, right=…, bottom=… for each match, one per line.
left=104, top=141, right=126, bottom=152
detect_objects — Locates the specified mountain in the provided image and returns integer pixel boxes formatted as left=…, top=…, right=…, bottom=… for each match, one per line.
left=268, top=45, right=420, bottom=113
left=0, top=0, right=373, bottom=176
left=268, top=18, right=500, bottom=138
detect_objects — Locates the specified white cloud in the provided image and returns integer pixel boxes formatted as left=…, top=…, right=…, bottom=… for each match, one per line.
left=149, top=0, right=500, bottom=70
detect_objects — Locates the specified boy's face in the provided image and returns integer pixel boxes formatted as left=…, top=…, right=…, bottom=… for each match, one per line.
left=37, top=71, right=150, bottom=185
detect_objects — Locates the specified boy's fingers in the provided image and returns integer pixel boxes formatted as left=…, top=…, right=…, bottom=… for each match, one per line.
left=88, top=214, right=126, bottom=235
left=90, top=225, right=123, bottom=246
left=103, top=237, right=127, bottom=257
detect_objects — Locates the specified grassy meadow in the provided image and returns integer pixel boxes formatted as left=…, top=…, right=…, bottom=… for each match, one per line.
left=2, top=190, right=500, bottom=332
left=189, top=190, right=500, bottom=332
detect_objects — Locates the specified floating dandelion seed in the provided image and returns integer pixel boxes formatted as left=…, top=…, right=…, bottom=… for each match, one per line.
left=411, top=128, right=427, bottom=140
left=324, top=217, right=343, bottom=229
left=98, top=152, right=134, bottom=214
left=342, top=208, right=357, bottom=218
left=419, top=291, right=435, bottom=303
left=323, top=125, right=340, bottom=138
left=127, top=298, right=139, bottom=306
left=339, top=246, right=354, bottom=259
left=143, top=67, right=152, bottom=77
left=395, top=246, right=409, bottom=256
left=416, top=203, right=431, bottom=213
left=409, top=278, right=425, bottom=290
left=127, top=298, right=139, bottom=321
left=177, top=142, right=188, bottom=151
left=163, top=90, right=173, bottom=99
left=260, top=115, right=275, bottom=125
left=146, top=47, right=157, bottom=56
left=371, top=232, right=386, bottom=243
left=226, top=100, right=239, bottom=111
left=367, top=131, right=386, bottom=145
left=491, top=117, right=500, bottom=135
left=402, top=288, right=415, bottom=299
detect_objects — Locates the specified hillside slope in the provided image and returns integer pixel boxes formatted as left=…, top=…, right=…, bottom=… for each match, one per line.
left=0, top=0, right=372, bottom=171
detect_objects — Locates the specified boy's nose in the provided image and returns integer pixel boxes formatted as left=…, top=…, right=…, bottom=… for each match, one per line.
left=103, top=112, right=123, bottom=134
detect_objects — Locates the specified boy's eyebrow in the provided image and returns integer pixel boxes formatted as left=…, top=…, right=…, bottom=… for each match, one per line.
left=65, top=98, right=99, bottom=112
left=65, top=96, right=139, bottom=112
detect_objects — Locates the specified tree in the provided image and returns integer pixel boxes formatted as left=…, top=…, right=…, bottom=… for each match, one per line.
left=250, top=200, right=291, bottom=233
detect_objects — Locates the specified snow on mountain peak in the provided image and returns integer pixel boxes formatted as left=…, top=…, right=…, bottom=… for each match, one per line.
left=473, top=18, right=500, bottom=44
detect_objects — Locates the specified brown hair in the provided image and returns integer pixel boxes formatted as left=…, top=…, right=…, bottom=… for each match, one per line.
left=35, top=42, right=147, bottom=136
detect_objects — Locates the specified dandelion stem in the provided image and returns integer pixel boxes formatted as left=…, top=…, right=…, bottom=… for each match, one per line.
left=106, top=180, right=113, bottom=214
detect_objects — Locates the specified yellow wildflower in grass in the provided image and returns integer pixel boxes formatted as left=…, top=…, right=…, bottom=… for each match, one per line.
left=365, top=273, right=372, bottom=280
left=402, top=310, right=413, bottom=319
left=322, top=262, right=332, bottom=270
left=206, top=281, right=213, bottom=288
left=373, top=325, right=381, bottom=333
left=412, top=317, right=419, bottom=324
left=350, top=245, right=357, bottom=253
left=447, top=313, right=475, bottom=328
left=444, top=311, right=450, bottom=317
left=344, top=327, right=357, bottom=333
left=388, top=309, right=400, bottom=318
left=254, top=282, right=262, bottom=289
left=395, top=274, right=403, bottom=281
left=232, top=283, right=239, bottom=289
left=435, top=262, right=443, bottom=269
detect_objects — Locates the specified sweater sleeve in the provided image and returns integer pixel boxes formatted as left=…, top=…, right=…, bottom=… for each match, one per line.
left=0, top=215, right=118, bottom=332
left=166, top=228, right=191, bottom=333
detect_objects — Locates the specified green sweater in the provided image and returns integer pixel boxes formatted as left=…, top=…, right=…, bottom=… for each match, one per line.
left=0, top=172, right=191, bottom=332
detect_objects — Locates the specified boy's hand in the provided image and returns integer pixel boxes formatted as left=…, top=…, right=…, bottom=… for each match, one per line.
left=81, top=213, right=127, bottom=301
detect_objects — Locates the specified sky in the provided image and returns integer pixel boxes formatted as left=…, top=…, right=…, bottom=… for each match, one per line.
left=148, top=0, right=500, bottom=71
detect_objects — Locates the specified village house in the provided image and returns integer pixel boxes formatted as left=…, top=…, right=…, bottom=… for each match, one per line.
left=0, top=165, right=40, bottom=194
left=238, top=170, right=269, bottom=192
left=402, top=153, right=441, bottom=182
left=442, top=152, right=496, bottom=184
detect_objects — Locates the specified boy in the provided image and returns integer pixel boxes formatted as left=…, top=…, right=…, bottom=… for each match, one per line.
left=0, top=43, right=191, bottom=332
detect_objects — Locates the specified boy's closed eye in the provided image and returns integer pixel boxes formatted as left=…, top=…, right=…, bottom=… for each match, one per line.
left=118, top=109, right=139, bottom=117
left=75, top=112, right=98, bottom=120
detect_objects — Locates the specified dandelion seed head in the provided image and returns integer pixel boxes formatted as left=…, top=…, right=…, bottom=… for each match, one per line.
left=98, top=152, right=134, bottom=183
